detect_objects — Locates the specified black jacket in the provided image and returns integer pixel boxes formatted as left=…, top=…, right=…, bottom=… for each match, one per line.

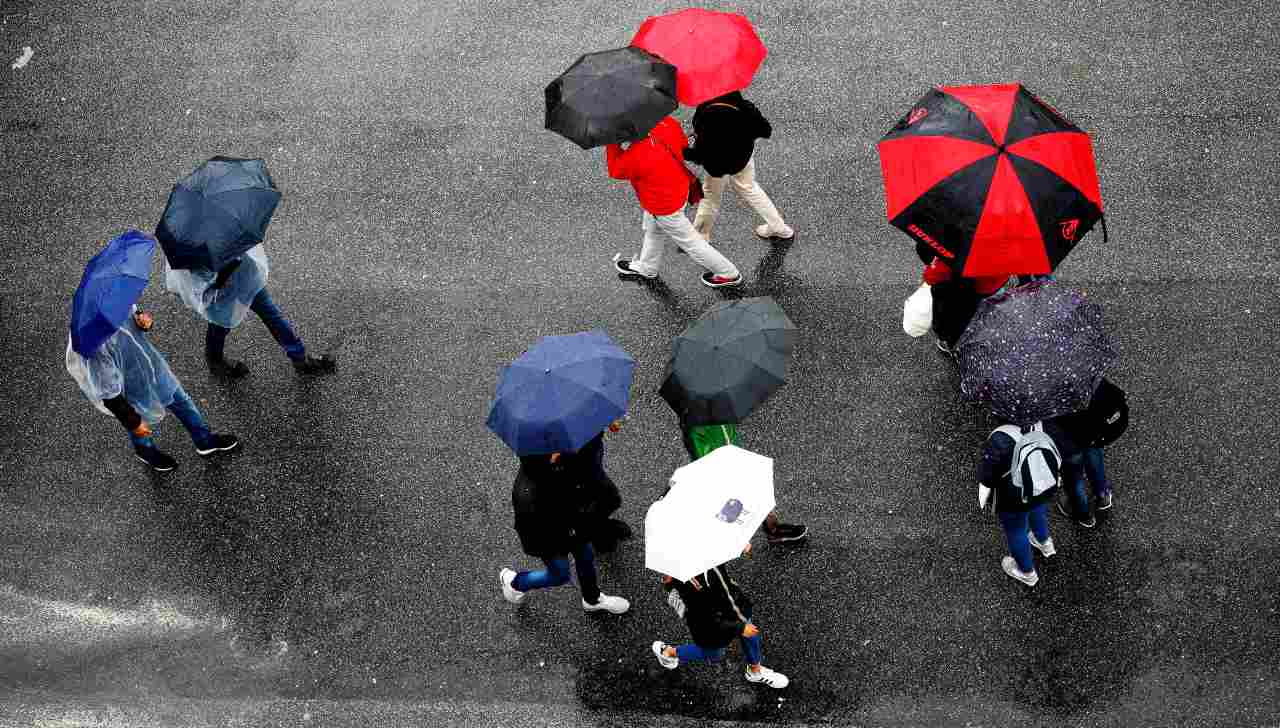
left=511, top=434, right=620, bottom=558
left=978, top=422, right=1069, bottom=513
left=667, top=565, right=753, bottom=649
left=683, top=92, right=772, bottom=177
left=1051, top=378, right=1129, bottom=449
left=931, top=277, right=983, bottom=347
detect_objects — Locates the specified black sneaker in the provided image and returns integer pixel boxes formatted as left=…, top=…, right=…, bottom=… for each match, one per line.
left=206, top=355, right=250, bottom=378
left=134, top=446, right=177, bottom=472
left=293, top=354, right=336, bottom=375
left=936, top=338, right=956, bottom=358
left=765, top=522, right=808, bottom=544
left=1096, top=491, right=1114, bottom=511
left=614, top=258, right=656, bottom=279
left=1056, top=499, right=1096, bottom=528
left=700, top=272, right=743, bottom=288
left=196, top=433, right=241, bottom=456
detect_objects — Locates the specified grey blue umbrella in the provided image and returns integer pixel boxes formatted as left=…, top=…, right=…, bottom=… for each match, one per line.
left=660, top=296, right=797, bottom=426
left=545, top=46, right=677, bottom=150
left=155, top=156, right=281, bottom=272
left=956, top=279, right=1116, bottom=425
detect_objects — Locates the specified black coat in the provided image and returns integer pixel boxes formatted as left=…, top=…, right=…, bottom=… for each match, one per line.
left=683, top=92, right=772, bottom=178
left=978, top=422, right=1070, bottom=513
left=931, top=277, right=983, bottom=347
left=668, top=565, right=753, bottom=649
left=511, top=434, right=621, bottom=559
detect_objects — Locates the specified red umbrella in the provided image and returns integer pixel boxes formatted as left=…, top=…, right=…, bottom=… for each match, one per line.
left=878, top=83, right=1105, bottom=277
left=630, top=9, right=767, bottom=107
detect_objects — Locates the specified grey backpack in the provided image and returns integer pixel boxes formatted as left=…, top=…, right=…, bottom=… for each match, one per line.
left=993, top=423, right=1062, bottom=503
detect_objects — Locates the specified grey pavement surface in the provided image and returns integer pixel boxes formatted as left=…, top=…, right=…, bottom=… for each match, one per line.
left=2, top=1, right=1278, bottom=726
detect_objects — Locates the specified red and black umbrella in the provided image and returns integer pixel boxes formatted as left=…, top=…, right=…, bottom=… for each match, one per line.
left=878, top=84, right=1104, bottom=277
left=630, top=8, right=767, bottom=107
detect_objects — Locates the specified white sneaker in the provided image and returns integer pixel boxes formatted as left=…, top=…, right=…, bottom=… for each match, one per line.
left=499, top=568, right=525, bottom=604
left=1001, top=556, right=1039, bottom=587
left=754, top=224, right=795, bottom=241
left=744, top=665, right=789, bottom=688
left=652, top=641, right=678, bottom=669
left=1028, top=532, right=1057, bottom=557
left=582, top=593, right=629, bottom=614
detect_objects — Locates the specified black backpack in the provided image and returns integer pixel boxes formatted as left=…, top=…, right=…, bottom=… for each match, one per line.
left=1089, top=378, right=1129, bottom=447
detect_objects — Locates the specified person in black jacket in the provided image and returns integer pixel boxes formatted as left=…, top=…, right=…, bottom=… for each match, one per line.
left=978, top=421, right=1069, bottom=587
left=683, top=91, right=794, bottom=243
left=498, top=436, right=630, bottom=614
left=649, top=555, right=789, bottom=688
left=1051, top=377, right=1128, bottom=526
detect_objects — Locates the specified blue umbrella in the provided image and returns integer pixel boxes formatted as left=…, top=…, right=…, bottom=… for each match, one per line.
left=155, top=156, right=281, bottom=271
left=486, top=331, right=635, bottom=455
left=70, top=230, right=155, bottom=356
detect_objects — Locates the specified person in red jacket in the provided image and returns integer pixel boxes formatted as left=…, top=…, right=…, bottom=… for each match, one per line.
left=608, top=116, right=743, bottom=288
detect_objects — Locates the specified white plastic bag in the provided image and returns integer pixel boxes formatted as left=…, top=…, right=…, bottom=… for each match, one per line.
left=902, top=283, right=933, bottom=337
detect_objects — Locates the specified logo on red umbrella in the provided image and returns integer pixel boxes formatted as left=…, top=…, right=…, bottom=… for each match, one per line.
left=908, top=224, right=954, bottom=259
left=1060, top=219, right=1080, bottom=241
left=907, top=108, right=929, bottom=126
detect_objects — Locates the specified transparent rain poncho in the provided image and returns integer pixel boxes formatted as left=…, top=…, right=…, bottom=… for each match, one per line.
left=65, top=309, right=181, bottom=424
left=163, top=244, right=269, bottom=328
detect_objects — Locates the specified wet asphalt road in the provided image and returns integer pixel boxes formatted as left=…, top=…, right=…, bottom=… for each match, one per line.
left=1, top=1, right=1278, bottom=726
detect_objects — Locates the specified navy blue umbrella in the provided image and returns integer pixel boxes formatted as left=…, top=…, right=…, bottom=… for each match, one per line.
left=486, top=331, right=635, bottom=456
left=155, top=156, right=281, bottom=271
left=70, top=230, right=155, bottom=356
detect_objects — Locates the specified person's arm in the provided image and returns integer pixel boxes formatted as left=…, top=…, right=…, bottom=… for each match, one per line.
left=605, top=143, right=633, bottom=180
left=743, top=100, right=771, bottom=139
left=102, top=394, right=144, bottom=433
left=212, top=259, right=242, bottom=290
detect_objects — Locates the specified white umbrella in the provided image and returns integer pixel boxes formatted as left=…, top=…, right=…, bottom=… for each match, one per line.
left=644, top=445, right=775, bottom=581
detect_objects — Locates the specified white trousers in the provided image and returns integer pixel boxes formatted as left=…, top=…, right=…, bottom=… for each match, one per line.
left=692, top=157, right=787, bottom=239
left=632, top=207, right=739, bottom=279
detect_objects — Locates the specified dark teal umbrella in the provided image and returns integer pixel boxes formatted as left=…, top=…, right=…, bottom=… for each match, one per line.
left=155, top=156, right=281, bottom=271
left=660, top=296, right=797, bottom=426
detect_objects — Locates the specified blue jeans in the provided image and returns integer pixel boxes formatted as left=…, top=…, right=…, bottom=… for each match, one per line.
left=128, top=387, right=212, bottom=450
left=513, top=541, right=600, bottom=604
left=206, top=288, right=305, bottom=361
left=998, top=503, right=1050, bottom=574
left=1067, top=447, right=1110, bottom=516
left=675, top=621, right=763, bottom=666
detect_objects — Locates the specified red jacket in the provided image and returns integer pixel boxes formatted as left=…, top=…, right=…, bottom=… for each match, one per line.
left=605, top=117, right=690, bottom=216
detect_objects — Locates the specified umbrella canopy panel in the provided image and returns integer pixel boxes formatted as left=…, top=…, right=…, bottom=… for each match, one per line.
left=878, top=84, right=1104, bottom=277
left=545, top=46, right=677, bottom=149
left=645, top=445, right=776, bottom=581
left=69, top=229, right=155, bottom=356
left=486, top=331, right=636, bottom=455
left=956, top=280, right=1117, bottom=425
left=631, top=8, right=767, bottom=106
left=660, top=296, right=796, bottom=425
left=156, top=156, right=281, bottom=272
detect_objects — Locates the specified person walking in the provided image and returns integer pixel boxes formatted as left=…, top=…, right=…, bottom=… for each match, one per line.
left=977, top=421, right=1065, bottom=587
left=1052, top=377, right=1129, bottom=526
left=680, top=419, right=807, bottom=544
left=498, top=443, right=630, bottom=614
left=608, top=116, right=743, bottom=288
left=683, top=91, right=793, bottom=243
left=67, top=305, right=240, bottom=472
left=915, top=244, right=1014, bottom=358
left=650, top=553, right=789, bottom=688
left=164, top=245, right=336, bottom=378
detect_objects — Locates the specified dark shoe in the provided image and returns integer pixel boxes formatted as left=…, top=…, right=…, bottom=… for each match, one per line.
left=605, top=518, right=633, bottom=541
left=134, top=446, right=177, bottom=472
left=1096, top=491, right=1113, bottom=511
left=935, top=338, right=956, bottom=358
left=293, top=354, right=336, bottom=375
left=614, top=257, right=656, bottom=279
left=700, top=272, right=743, bottom=288
left=196, top=433, right=241, bottom=457
left=206, top=356, right=250, bottom=378
left=765, top=522, right=808, bottom=544
left=1056, top=498, right=1096, bottom=528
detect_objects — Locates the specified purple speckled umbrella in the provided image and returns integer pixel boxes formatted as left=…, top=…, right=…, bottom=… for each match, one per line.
left=955, top=279, right=1115, bottom=425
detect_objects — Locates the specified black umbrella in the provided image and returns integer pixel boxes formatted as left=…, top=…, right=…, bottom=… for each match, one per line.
left=660, top=296, right=797, bottom=426
left=956, top=279, right=1116, bottom=425
left=545, top=46, right=677, bottom=150
left=155, top=156, right=281, bottom=271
